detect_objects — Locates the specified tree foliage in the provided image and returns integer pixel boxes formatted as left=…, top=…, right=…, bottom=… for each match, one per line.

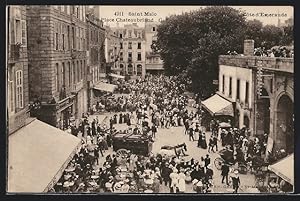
left=156, top=6, right=293, bottom=98
left=156, top=6, right=246, bottom=98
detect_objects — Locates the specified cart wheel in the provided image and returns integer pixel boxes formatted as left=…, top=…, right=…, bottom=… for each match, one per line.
left=116, top=149, right=129, bottom=158
left=214, top=157, right=224, bottom=170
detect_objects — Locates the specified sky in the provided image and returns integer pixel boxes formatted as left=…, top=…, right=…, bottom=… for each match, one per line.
left=95, top=5, right=293, bottom=27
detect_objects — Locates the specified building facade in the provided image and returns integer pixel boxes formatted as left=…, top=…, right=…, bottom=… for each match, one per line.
left=26, top=5, right=88, bottom=129
left=86, top=9, right=106, bottom=109
left=7, top=6, right=30, bottom=134
left=111, top=24, right=146, bottom=78
left=104, top=26, right=122, bottom=77
left=218, top=40, right=294, bottom=154
left=145, top=22, right=164, bottom=75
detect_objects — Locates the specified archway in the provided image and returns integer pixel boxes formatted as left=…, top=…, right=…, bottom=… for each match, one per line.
left=128, top=64, right=133, bottom=75
left=276, top=94, right=294, bottom=154
left=256, top=88, right=270, bottom=136
left=244, top=115, right=250, bottom=128
left=137, top=64, right=142, bottom=76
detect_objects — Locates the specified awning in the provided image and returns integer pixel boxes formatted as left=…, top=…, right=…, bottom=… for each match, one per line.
left=201, top=94, right=233, bottom=116
left=268, top=154, right=294, bottom=185
left=8, top=119, right=81, bottom=193
left=93, top=82, right=117, bottom=93
left=109, top=73, right=125, bottom=79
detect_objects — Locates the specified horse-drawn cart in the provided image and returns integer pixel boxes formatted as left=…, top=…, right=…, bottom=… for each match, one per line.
left=112, top=132, right=153, bottom=157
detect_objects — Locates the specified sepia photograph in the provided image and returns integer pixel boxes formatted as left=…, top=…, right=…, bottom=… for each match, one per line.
left=6, top=5, right=294, bottom=194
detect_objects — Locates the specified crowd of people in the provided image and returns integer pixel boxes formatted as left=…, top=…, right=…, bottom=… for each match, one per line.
left=50, top=74, right=291, bottom=194
left=227, top=46, right=294, bottom=58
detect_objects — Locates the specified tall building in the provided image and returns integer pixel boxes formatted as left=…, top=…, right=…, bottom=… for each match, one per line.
left=105, top=26, right=122, bottom=76
left=26, top=5, right=88, bottom=129
left=7, top=6, right=82, bottom=193
left=111, top=23, right=146, bottom=78
left=7, top=6, right=30, bottom=134
left=145, top=22, right=164, bottom=75
left=217, top=40, right=294, bottom=154
left=86, top=8, right=106, bottom=110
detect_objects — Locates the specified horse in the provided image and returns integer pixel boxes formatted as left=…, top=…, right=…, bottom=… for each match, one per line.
left=160, top=143, right=188, bottom=158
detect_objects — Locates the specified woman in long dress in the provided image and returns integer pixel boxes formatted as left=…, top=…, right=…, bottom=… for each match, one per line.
left=169, top=168, right=179, bottom=193
left=178, top=168, right=186, bottom=193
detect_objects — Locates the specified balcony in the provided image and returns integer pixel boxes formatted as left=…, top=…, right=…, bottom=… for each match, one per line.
left=219, top=55, right=293, bottom=73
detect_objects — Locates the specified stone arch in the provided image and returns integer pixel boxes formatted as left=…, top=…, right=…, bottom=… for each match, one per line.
left=274, top=93, right=294, bottom=154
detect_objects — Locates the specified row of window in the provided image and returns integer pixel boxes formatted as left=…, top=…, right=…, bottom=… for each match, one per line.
left=118, top=52, right=142, bottom=61
left=54, top=60, right=86, bottom=92
left=53, top=6, right=86, bottom=22
left=54, top=22, right=86, bottom=51
left=117, top=30, right=143, bottom=39
left=222, top=75, right=249, bottom=104
left=90, top=28, right=104, bottom=44
left=120, top=42, right=142, bottom=50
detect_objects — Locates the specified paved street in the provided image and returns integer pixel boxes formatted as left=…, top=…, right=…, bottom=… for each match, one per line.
left=88, top=111, right=256, bottom=193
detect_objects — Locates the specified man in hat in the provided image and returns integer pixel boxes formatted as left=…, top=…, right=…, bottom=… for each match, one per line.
left=221, top=163, right=230, bottom=185
left=231, top=170, right=241, bottom=193
left=188, top=126, right=195, bottom=141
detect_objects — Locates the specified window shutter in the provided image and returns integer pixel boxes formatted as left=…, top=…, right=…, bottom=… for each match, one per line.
left=21, top=20, right=26, bottom=45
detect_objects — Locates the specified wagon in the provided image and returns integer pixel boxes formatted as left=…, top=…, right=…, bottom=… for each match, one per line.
left=112, top=132, right=153, bottom=157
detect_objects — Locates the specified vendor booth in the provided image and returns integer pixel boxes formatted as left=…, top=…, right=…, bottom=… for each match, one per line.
left=8, top=119, right=81, bottom=193
left=109, top=73, right=125, bottom=79
left=93, top=82, right=117, bottom=93
left=201, top=94, right=234, bottom=130
left=267, top=153, right=294, bottom=192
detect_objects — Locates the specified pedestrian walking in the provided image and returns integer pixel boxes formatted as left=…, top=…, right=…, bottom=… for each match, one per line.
left=188, top=127, right=195, bottom=141
left=204, top=154, right=211, bottom=168
left=231, top=170, right=241, bottom=193
left=221, top=163, right=230, bottom=185
left=151, top=124, right=157, bottom=138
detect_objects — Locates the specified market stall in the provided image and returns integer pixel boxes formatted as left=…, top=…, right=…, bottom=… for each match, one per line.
left=267, top=153, right=294, bottom=192
left=8, top=119, right=81, bottom=193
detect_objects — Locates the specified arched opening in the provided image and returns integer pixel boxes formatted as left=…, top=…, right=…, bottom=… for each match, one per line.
left=276, top=94, right=294, bottom=154
left=137, top=64, right=142, bottom=76
left=244, top=115, right=250, bottom=128
left=256, top=88, right=270, bottom=136
left=120, top=64, right=124, bottom=75
left=127, top=64, right=133, bottom=75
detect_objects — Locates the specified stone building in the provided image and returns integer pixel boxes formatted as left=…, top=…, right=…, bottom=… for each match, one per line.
left=145, top=22, right=164, bottom=75
left=104, top=26, right=122, bottom=77
left=86, top=9, right=106, bottom=109
left=218, top=40, right=294, bottom=154
left=111, top=23, right=146, bottom=78
left=26, top=5, right=88, bottom=129
left=7, top=6, right=30, bottom=134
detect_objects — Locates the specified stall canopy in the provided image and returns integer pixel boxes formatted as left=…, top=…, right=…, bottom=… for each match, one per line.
left=8, top=119, right=81, bottom=193
left=109, top=73, right=125, bottom=79
left=201, top=94, right=234, bottom=116
left=93, top=82, right=117, bottom=93
left=268, top=154, right=294, bottom=185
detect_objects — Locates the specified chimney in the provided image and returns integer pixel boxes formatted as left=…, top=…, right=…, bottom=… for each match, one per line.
left=243, top=40, right=254, bottom=56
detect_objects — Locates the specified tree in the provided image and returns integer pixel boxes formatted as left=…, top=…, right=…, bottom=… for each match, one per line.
left=244, top=19, right=263, bottom=47
left=156, top=6, right=246, bottom=98
left=260, top=25, right=283, bottom=49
